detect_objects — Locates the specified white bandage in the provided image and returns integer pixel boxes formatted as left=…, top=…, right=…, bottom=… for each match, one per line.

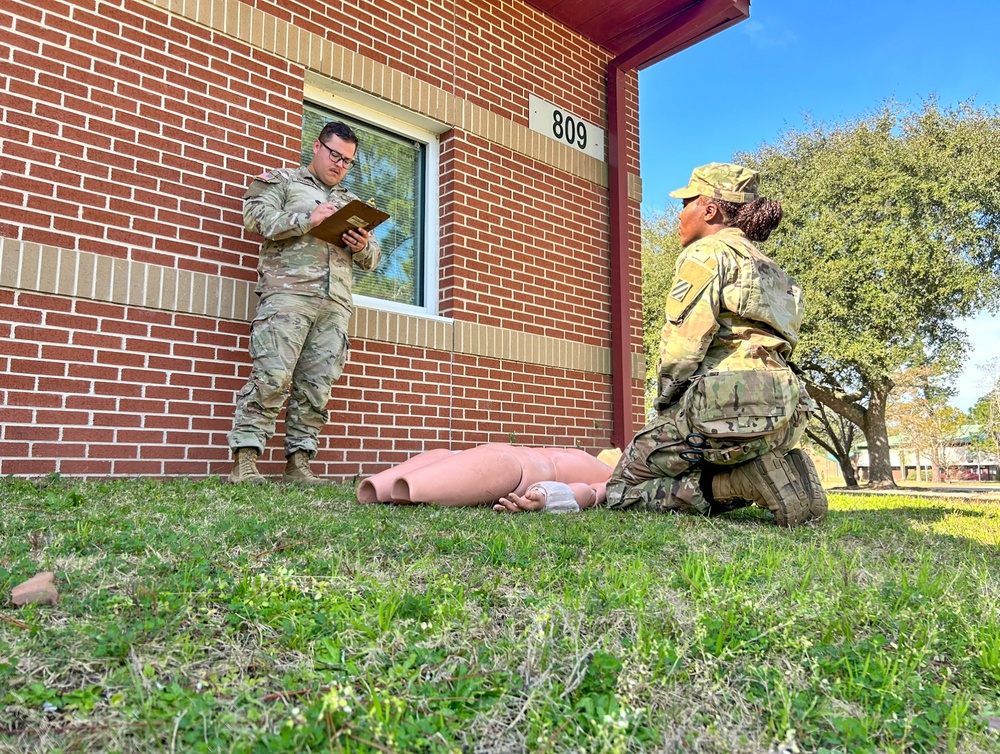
left=526, top=482, right=580, bottom=513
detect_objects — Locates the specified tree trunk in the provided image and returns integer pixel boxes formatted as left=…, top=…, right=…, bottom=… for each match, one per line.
left=928, top=443, right=942, bottom=482
left=800, top=375, right=896, bottom=489
left=861, top=385, right=897, bottom=488
left=837, top=457, right=859, bottom=487
left=803, top=420, right=860, bottom=489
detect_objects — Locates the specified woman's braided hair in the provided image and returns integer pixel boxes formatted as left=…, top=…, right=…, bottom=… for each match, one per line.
left=709, top=197, right=783, bottom=242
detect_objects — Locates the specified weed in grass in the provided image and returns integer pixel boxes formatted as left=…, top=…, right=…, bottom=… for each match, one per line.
left=974, top=623, right=1000, bottom=683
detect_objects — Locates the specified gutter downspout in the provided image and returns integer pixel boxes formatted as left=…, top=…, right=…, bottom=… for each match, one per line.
left=605, top=0, right=749, bottom=451
left=606, top=64, right=633, bottom=452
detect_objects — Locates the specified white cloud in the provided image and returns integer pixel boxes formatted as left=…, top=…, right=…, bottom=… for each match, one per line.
left=740, top=20, right=797, bottom=49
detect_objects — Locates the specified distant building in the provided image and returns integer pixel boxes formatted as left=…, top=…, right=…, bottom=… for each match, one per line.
left=854, top=426, right=999, bottom=482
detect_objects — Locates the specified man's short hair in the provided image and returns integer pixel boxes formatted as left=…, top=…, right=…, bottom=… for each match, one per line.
left=318, top=121, right=359, bottom=147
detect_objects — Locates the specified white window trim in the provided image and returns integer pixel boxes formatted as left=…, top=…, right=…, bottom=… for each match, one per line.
left=304, top=80, right=445, bottom=317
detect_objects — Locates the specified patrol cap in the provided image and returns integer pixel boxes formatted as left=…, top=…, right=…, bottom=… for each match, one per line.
left=669, top=162, right=759, bottom=203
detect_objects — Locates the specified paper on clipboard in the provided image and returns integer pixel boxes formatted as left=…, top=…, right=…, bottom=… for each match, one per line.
left=307, top=199, right=390, bottom=245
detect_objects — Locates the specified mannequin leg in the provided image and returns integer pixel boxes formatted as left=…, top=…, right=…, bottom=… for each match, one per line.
left=391, top=444, right=531, bottom=506
left=356, top=448, right=458, bottom=503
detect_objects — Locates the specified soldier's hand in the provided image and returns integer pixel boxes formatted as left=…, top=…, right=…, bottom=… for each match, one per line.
left=310, top=202, right=338, bottom=225
left=493, top=490, right=547, bottom=514
left=342, top=226, right=370, bottom=253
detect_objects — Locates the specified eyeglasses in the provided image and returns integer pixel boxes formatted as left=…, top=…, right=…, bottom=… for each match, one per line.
left=318, top=141, right=356, bottom=168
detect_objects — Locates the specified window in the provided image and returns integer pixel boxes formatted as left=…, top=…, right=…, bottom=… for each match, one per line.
left=301, top=101, right=438, bottom=314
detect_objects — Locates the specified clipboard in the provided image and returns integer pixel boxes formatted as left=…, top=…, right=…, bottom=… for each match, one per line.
left=308, top=199, right=391, bottom=245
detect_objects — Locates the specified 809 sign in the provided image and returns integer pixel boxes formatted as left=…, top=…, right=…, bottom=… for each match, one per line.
left=551, top=110, right=588, bottom=150
left=528, top=94, right=605, bottom=161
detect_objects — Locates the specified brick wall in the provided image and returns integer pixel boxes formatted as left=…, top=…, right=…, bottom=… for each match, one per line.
left=440, top=132, right=611, bottom=338
left=0, top=0, right=643, bottom=479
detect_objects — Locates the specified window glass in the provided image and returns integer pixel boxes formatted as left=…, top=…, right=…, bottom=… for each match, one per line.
left=302, top=103, right=425, bottom=307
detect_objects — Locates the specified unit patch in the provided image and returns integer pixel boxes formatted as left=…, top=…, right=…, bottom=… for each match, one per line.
left=669, top=279, right=692, bottom=301
left=664, top=257, right=717, bottom=322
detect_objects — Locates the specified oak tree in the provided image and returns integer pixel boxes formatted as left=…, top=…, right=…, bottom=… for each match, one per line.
left=740, top=100, right=1000, bottom=486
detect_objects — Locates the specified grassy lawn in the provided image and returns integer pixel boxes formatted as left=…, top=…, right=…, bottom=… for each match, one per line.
left=2, top=477, right=999, bottom=753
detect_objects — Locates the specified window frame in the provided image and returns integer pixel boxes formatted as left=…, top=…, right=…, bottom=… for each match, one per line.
left=304, top=82, right=444, bottom=318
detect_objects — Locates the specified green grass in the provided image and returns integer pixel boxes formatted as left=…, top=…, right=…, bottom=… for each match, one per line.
left=2, top=477, right=1000, bottom=753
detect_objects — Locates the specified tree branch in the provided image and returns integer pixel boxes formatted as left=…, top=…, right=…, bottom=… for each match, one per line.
left=800, top=377, right=867, bottom=428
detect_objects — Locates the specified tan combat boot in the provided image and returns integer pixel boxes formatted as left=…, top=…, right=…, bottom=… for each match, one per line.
left=228, top=448, right=267, bottom=484
left=282, top=451, right=326, bottom=486
left=711, top=450, right=810, bottom=528
left=785, top=449, right=828, bottom=521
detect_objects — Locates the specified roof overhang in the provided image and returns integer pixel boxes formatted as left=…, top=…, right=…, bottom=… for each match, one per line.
left=524, top=0, right=750, bottom=70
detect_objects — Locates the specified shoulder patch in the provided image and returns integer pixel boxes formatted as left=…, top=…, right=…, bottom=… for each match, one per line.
left=243, top=170, right=284, bottom=201
left=244, top=169, right=285, bottom=200
left=664, top=257, right=718, bottom=322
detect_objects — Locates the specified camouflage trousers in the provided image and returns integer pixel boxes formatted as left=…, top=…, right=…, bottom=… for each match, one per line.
left=228, top=292, right=351, bottom=458
left=605, top=400, right=808, bottom=516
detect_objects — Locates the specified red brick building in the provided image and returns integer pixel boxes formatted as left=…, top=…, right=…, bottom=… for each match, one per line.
left=0, top=0, right=749, bottom=479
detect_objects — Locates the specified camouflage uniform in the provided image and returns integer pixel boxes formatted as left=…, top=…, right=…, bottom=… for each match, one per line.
left=607, top=197, right=812, bottom=515
left=227, top=166, right=381, bottom=457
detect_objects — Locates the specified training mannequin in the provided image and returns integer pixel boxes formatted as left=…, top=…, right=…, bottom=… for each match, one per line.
left=356, top=444, right=615, bottom=508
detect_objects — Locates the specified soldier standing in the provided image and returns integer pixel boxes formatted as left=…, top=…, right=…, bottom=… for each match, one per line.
left=227, top=121, right=381, bottom=485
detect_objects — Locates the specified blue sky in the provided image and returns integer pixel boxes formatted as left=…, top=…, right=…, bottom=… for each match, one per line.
left=638, top=0, right=1000, bottom=412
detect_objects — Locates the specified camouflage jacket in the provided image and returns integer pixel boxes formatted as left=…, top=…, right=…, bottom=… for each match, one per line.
left=243, top=166, right=382, bottom=309
left=655, top=227, right=804, bottom=409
